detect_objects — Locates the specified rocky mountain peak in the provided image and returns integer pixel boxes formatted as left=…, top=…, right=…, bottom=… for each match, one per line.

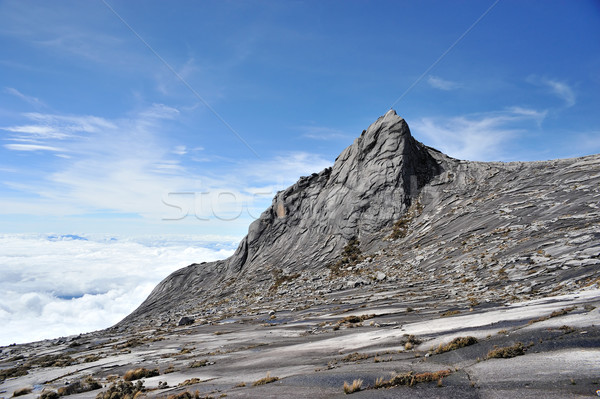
left=123, top=110, right=443, bottom=322
left=122, top=110, right=600, bottom=328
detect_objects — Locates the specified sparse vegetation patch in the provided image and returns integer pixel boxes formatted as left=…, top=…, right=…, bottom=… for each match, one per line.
left=12, top=387, right=32, bottom=397
left=440, top=309, right=461, bottom=317
left=528, top=306, right=576, bottom=324
left=486, top=342, right=525, bottom=359
left=252, top=372, right=279, bottom=386
left=433, top=336, right=478, bottom=354
left=343, top=379, right=363, bottom=394
left=341, top=352, right=370, bottom=362
left=372, top=369, right=451, bottom=389
left=123, top=367, right=159, bottom=381
left=95, top=380, right=145, bottom=399
left=0, top=365, right=29, bottom=381
left=58, top=376, right=102, bottom=396
left=329, top=237, right=364, bottom=275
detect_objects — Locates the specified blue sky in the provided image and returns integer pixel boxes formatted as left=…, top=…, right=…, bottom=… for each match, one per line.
left=1, top=0, right=599, bottom=237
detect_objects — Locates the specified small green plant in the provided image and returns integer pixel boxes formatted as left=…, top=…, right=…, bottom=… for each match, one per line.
left=486, top=342, right=525, bottom=359
left=342, top=379, right=363, bottom=394
left=252, top=372, right=279, bottom=386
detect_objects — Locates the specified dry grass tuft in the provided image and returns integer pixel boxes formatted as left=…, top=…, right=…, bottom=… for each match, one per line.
left=189, top=359, right=213, bottom=368
left=252, top=372, right=279, bottom=386
left=486, top=342, right=525, bottom=359
left=433, top=336, right=478, bottom=354
left=95, top=380, right=145, bottom=399
left=12, top=387, right=33, bottom=397
left=440, top=310, right=461, bottom=317
left=528, top=306, right=576, bottom=324
left=166, top=391, right=202, bottom=399
left=123, top=367, right=159, bottom=381
left=341, top=352, right=369, bottom=362
left=373, top=369, right=451, bottom=389
left=179, top=378, right=202, bottom=386
left=343, top=379, right=363, bottom=394
left=57, top=376, right=102, bottom=396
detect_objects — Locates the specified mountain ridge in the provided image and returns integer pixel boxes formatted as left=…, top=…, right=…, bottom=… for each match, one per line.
left=120, top=111, right=600, bottom=329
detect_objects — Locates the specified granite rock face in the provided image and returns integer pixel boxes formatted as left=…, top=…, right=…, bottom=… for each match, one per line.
left=121, top=110, right=600, bottom=326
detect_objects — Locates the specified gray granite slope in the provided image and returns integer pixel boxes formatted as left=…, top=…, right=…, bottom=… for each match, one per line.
left=121, top=110, right=600, bottom=327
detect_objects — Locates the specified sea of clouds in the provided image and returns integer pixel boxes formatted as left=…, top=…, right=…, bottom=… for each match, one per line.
left=0, top=233, right=238, bottom=346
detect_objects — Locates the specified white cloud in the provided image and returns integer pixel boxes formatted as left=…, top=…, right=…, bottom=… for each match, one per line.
left=4, top=87, right=46, bottom=108
left=427, top=75, right=461, bottom=91
left=4, top=143, right=66, bottom=152
left=527, top=76, right=576, bottom=108
left=0, top=233, right=237, bottom=345
left=543, top=79, right=575, bottom=107
left=2, top=124, right=70, bottom=140
left=412, top=108, right=547, bottom=161
left=173, top=145, right=187, bottom=155
left=1, top=106, right=333, bottom=229
left=243, top=151, right=333, bottom=185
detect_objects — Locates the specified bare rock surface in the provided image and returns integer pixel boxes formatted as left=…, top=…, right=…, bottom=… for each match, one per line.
left=2, top=110, right=600, bottom=398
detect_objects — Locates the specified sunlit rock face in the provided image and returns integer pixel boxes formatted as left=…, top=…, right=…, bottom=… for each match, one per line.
left=122, top=110, right=600, bottom=326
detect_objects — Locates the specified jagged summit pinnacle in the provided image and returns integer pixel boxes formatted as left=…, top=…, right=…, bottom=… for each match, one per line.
left=122, top=111, right=444, bottom=323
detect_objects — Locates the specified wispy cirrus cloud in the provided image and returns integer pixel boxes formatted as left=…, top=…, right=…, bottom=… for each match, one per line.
left=0, top=104, right=333, bottom=227
left=4, top=87, right=47, bottom=108
left=4, top=144, right=66, bottom=152
left=527, top=76, right=576, bottom=108
left=412, top=107, right=548, bottom=161
left=427, top=75, right=461, bottom=91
